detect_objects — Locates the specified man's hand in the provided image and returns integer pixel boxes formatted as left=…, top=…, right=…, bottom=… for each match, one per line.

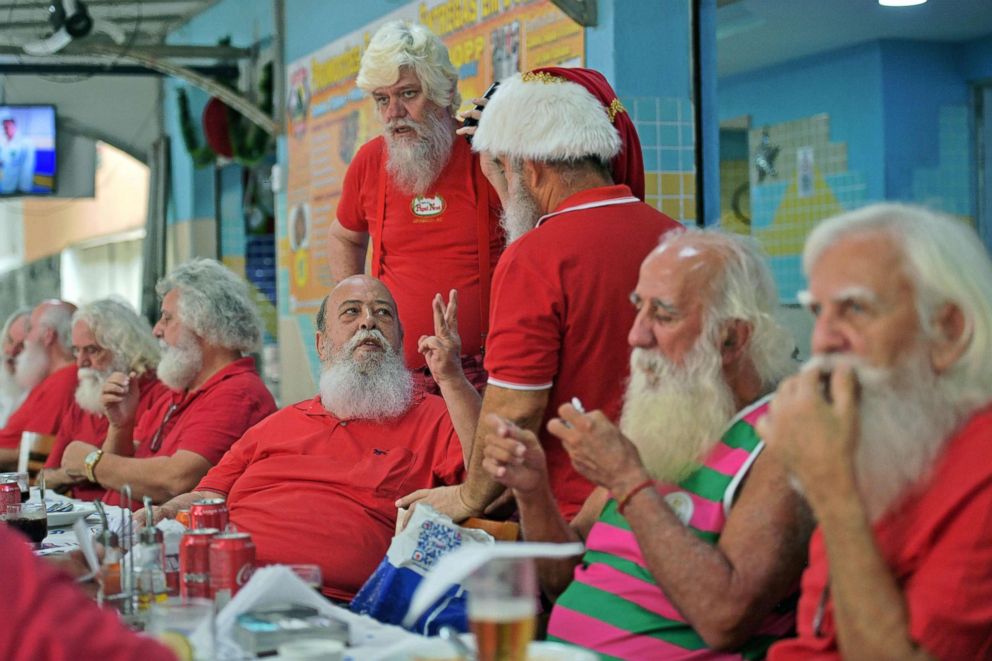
left=395, top=484, right=482, bottom=523
left=41, top=467, right=86, bottom=494
left=481, top=414, right=550, bottom=496
left=60, top=441, right=99, bottom=475
left=418, top=290, right=465, bottom=386
left=547, top=402, right=649, bottom=497
left=101, top=371, right=140, bottom=429
left=757, top=363, right=861, bottom=510
left=454, top=95, right=490, bottom=139
left=132, top=503, right=176, bottom=529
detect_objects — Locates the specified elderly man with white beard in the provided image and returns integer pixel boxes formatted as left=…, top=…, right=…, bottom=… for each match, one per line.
left=60, top=259, right=276, bottom=507
left=758, top=204, right=992, bottom=660
left=0, top=307, right=30, bottom=428
left=483, top=229, right=812, bottom=659
left=0, top=299, right=77, bottom=470
left=139, top=275, right=469, bottom=602
left=328, top=21, right=503, bottom=395
left=41, top=299, right=168, bottom=499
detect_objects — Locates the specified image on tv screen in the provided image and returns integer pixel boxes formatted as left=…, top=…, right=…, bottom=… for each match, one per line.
left=0, top=105, right=56, bottom=196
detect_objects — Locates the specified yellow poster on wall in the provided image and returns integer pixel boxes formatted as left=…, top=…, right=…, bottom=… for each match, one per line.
left=283, top=0, right=583, bottom=317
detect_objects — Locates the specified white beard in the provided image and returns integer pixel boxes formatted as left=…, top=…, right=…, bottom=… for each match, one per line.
left=157, top=330, right=203, bottom=391
left=500, top=179, right=542, bottom=245
left=75, top=367, right=114, bottom=414
left=15, top=340, right=49, bottom=390
left=0, top=363, right=24, bottom=400
left=803, top=349, right=962, bottom=523
left=384, top=109, right=454, bottom=196
left=620, top=329, right=737, bottom=484
left=319, top=328, right=414, bottom=421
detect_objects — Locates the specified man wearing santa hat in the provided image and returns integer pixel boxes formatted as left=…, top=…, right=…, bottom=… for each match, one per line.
left=398, top=67, right=681, bottom=522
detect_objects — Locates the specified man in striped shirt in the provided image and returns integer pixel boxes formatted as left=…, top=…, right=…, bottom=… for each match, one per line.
left=484, top=228, right=813, bottom=659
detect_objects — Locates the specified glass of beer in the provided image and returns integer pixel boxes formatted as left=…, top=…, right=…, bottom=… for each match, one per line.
left=467, top=557, right=537, bottom=661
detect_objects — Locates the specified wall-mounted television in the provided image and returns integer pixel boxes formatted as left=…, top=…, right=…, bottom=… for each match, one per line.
left=0, top=104, right=56, bottom=197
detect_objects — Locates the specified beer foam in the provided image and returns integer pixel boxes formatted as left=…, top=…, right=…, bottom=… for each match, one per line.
left=468, top=597, right=536, bottom=621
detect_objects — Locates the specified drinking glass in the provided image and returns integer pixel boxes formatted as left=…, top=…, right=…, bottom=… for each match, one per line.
left=148, top=597, right=214, bottom=661
left=467, top=557, right=537, bottom=661
left=2, top=500, right=48, bottom=546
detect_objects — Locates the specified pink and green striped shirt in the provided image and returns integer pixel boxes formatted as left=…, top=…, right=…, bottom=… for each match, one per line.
left=547, top=396, right=795, bottom=660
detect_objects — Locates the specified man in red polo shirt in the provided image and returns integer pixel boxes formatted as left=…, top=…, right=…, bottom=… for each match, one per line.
left=329, top=21, right=503, bottom=394
left=399, top=68, right=680, bottom=522
left=0, top=299, right=77, bottom=470
left=142, top=275, right=467, bottom=602
left=759, top=204, right=992, bottom=659
left=43, top=298, right=168, bottom=500
left=61, top=259, right=276, bottom=507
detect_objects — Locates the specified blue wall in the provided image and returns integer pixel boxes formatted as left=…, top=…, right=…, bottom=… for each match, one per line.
left=719, top=41, right=886, bottom=202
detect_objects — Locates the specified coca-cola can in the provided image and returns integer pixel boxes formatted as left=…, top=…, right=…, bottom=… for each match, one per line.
left=209, top=531, right=254, bottom=606
left=190, top=498, right=228, bottom=531
left=180, top=528, right=217, bottom=599
left=0, top=481, right=19, bottom=512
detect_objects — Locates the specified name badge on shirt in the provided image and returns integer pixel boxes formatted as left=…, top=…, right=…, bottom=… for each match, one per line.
left=411, top=194, right=446, bottom=222
left=664, top=491, right=694, bottom=526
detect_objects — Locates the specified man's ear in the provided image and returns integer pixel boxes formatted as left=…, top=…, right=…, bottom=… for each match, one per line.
left=930, top=302, right=968, bottom=373
left=315, top=331, right=327, bottom=362
left=522, top=158, right=543, bottom=191
left=720, top=319, right=752, bottom=366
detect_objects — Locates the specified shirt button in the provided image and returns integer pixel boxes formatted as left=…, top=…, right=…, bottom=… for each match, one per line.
left=340, top=421, right=347, bottom=427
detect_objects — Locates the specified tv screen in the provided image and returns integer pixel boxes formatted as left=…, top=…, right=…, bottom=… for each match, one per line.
left=0, top=105, right=56, bottom=196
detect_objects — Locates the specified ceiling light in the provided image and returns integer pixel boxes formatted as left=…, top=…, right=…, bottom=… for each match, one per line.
left=878, top=0, right=927, bottom=6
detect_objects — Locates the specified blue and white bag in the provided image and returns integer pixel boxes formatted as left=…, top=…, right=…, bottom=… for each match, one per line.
left=350, top=504, right=494, bottom=635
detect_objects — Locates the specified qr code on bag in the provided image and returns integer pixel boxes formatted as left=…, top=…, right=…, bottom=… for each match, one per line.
left=409, top=519, right=464, bottom=572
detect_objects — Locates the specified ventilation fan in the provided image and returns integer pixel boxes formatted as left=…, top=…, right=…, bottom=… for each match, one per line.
left=23, top=0, right=127, bottom=56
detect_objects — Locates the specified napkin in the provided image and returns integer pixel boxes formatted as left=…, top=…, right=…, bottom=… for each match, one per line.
left=213, top=565, right=424, bottom=660
left=402, top=542, right=585, bottom=628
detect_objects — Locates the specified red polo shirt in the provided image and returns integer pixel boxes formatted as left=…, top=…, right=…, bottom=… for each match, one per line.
left=0, top=525, right=175, bottom=661
left=0, top=364, right=78, bottom=449
left=485, top=185, right=681, bottom=519
left=102, top=357, right=276, bottom=507
left=196, top=393, right=464, bottom=602
left=44, top=374, right=170, bottom=500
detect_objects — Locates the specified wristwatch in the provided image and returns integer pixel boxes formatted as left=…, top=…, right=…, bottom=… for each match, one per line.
left=83, top=449, right=104, bottom=483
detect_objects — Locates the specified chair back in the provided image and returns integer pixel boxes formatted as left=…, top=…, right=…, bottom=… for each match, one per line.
left=462, top=517, right=521, bottom=542
left=18, top=431, right=55, bottom=479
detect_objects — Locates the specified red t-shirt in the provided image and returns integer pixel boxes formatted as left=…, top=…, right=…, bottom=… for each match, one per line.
left=0, top=364, right=78, bottom=449
left=485, top=185, right=681, bottom=520
left=102, top=358, right=276, bottom=508
left=0, top=525, right=175, bottom=661
left=336, top=135, right=503, bottom=369
left=45, top=374, right=170, bottom=501
left=770, top=405, right=992, bottom=660
left=196, top=393, right=465, bottom=602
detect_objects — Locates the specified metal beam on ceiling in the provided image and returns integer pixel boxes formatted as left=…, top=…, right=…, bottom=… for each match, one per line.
left=550, top=0, right=597, bottom=27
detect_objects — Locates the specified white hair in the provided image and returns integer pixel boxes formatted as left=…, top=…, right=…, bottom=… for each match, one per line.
left=156, top=258, right=262, bottom=353
left=804, top=203, right=992, bottom=416
left=657, top=228, right=796, bottom=391
left=357, top=21, right=461, bottom=115
left=2, top=307, right=30, bottom=346
left=35, top=302, right=74, bottom=356
left=74, top=298, right=159, bottom=375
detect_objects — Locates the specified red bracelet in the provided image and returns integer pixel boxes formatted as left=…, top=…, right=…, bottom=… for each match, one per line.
left=617, top=478, right=654, bottom=515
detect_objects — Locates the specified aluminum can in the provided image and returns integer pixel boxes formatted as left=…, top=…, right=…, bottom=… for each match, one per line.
left=190, top=497, right=228, bottom=531
left=209, top=531, right=255, bottom=606
left=0, top=481, right=19, bottom=512
left=180, top=528, right=217, bottom=599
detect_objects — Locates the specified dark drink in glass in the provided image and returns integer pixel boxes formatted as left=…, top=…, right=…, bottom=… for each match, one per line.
left=6, top=514, right=48, bottom=544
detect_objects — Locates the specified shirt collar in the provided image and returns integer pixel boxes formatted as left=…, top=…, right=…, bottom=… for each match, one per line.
left=536, top=184, right=639, bottom=228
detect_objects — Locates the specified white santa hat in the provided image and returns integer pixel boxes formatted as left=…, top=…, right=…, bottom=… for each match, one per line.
left=472, top=70, right=621, bottom=167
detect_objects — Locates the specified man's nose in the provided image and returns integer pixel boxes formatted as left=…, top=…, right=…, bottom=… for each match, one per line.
left=359, top=308, right=377, bottom=330
left=627, top=310, right=656, bottom=349
left=385, top=96, right=406, bottom=121
left=811, top=313, right=849, bottom=355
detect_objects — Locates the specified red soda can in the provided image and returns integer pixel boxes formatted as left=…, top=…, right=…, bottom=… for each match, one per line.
left=209, top=531, right=255, bottom=606
left=190, top=498, right=228, bottom=531
left=180, top=528, right=217, bottom=599
left=0, top=481, right=19, bottom=512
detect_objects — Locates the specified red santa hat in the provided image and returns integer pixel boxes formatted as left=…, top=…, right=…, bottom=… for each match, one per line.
left=472, top=66, right=645, bottom=200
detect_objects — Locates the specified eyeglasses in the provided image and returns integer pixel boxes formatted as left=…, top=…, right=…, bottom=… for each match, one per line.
left=812, top=584, right=830, bottom=638
left=149, top=403, right=180, bottom=453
